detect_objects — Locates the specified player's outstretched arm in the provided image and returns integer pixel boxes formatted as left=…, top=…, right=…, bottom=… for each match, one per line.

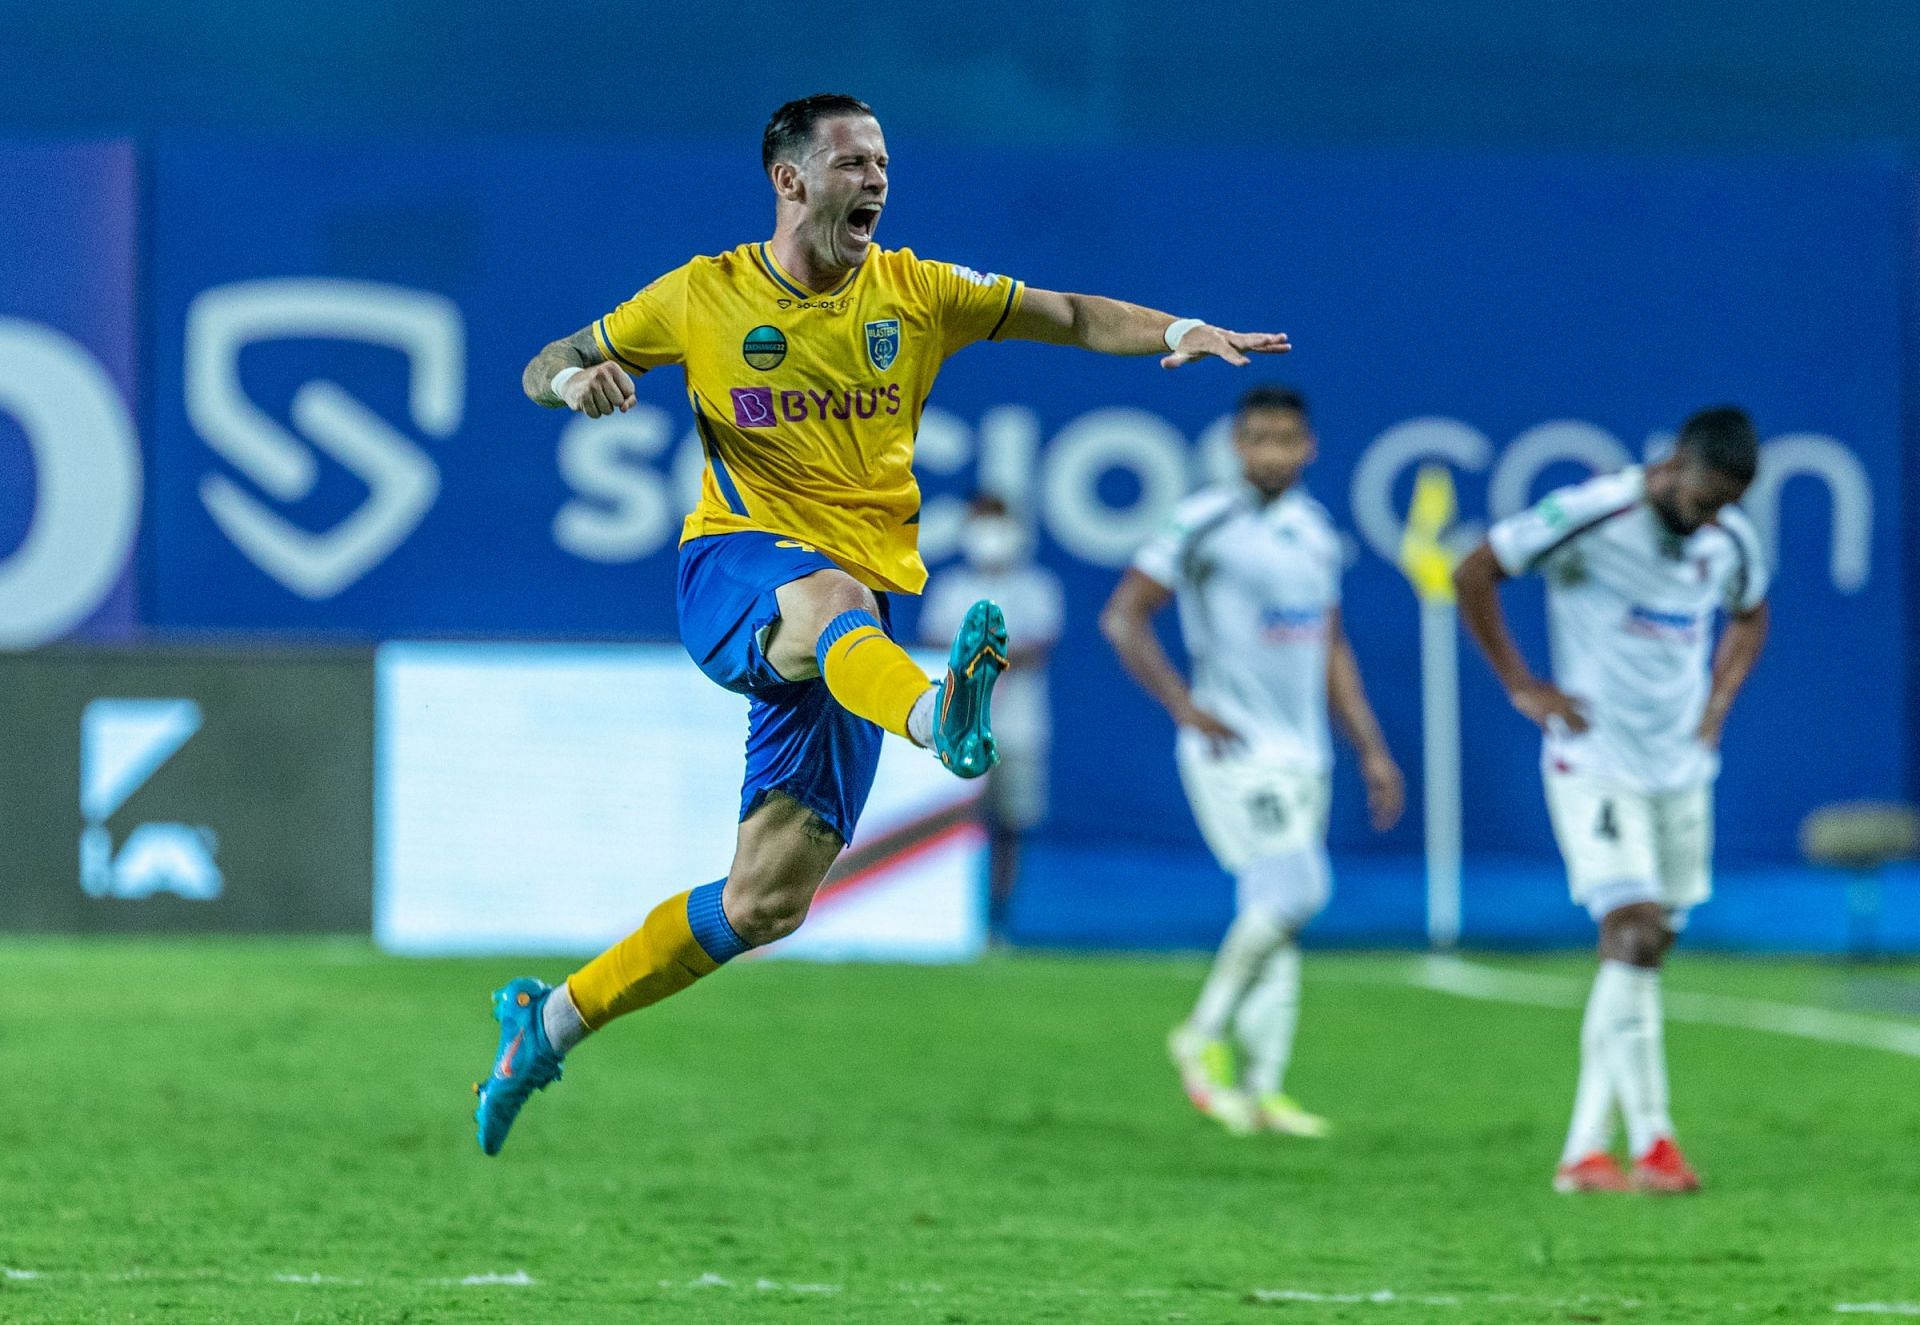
left=1697, top=601, right=1769, bottom=747
left=1325, top=608, right=1404, bottom=830
left=523, top=326, right=636, bottom=417
left=1454, top=542, right=1589, bottom=733
left=1099, top=569, right=1241, bottom=753
left=1003, top=288, right=1290, bottom=369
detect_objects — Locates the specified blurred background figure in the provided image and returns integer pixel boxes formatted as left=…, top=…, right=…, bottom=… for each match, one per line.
left=1102, top=387, right=1403, bottom=1138
left=920, top=493, right=1065, bottom=943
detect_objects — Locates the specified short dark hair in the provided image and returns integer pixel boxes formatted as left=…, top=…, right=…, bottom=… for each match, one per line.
left=1674, top=405, right=1759, bottom=483
left=762, top=94, right=875, bottom=176
left=1236, top=385, right=1309, bottom=422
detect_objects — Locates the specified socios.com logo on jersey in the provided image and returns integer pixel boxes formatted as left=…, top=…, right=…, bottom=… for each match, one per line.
left=183, top=279, right=464, bottom=600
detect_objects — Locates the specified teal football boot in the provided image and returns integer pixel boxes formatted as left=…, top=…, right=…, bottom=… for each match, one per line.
left=932, top=599, right=1009, bottom=779
left=473, top=977, right=564, bottom=1156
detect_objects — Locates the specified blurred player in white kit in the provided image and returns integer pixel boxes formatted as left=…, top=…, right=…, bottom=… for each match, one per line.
left=1454, top=405, right=1770, bottom=1194
left=1102, top=386, right=1403, bottom=1136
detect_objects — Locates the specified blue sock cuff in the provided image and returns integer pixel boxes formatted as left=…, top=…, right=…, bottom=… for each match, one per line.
left=815, top=608, right=883, bottom=676
left=687, top=880, right=750, bottom=964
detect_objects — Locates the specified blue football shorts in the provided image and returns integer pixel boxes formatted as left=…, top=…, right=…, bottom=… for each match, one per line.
left=675, top=531, right=889, bottom=844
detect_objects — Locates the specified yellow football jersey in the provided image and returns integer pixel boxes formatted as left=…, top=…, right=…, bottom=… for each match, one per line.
left=594, top=242, right=1026, bottom=594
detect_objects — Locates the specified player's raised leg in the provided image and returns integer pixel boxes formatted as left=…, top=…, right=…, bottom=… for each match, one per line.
left=474, top=792, right=843, bottom=1155
left=771, top=568, right=1008, bottom=779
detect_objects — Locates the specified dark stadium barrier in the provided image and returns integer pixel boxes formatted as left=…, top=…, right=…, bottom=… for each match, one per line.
left=0, top=650, right=374, bottom=933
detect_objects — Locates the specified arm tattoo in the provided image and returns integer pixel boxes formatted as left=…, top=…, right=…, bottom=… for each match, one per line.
left=522, top=326, right=608, bottom=407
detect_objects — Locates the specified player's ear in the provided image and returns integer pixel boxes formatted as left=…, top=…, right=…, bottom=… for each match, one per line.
left=769, top=159, right=805, bottom=203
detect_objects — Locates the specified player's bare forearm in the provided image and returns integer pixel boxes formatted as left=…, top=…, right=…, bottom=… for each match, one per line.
left=1703, top=601, right=1770, bottom=728
left=522, top=326, right=606, bottom=407
left=1099, top=571, right=1194, bottom=721
left=1004, top=287, right=1290, bottom=367
left=1454, top=543, right=1536, bottom=693
left=1010, top=290, right=1173, bottom=354
left=1326, top=619, right=1390, bottom=762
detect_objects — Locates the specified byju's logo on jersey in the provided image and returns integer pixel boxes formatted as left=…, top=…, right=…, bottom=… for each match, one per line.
left=742, top=325, right=787, bottom=371
left=79, top=698, right=223, bottom=901
left=865, top=319, right=901, bottom=372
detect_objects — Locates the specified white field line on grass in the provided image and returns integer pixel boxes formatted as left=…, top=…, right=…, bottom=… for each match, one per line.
left=1407, top=957, right=1920, bottom=1059
left=2, top=1267, right=537, bottom=1289
left=1251, top=1288, right=1459, bottom=1307
left=1835, top=1306, right=1920, bottom=1317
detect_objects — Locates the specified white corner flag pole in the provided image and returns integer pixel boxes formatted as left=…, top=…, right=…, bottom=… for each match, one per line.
left=1398, top=466, right=1463, bottom=951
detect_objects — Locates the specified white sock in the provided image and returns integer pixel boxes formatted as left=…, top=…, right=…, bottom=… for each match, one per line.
left=1188, top=909, right=1286, bottom=1041
left=1593, top=960, right=1674, bottom=1156
left=541, top=981, right=590, bottom=1056
left=1560, top=967, right=1619, bottom=1164
left=907, top=687, right=937, bottom=748
left=1234, top=941, right=1302, bottom=1097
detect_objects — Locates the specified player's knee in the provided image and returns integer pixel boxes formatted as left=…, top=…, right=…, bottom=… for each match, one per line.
left=787, top=572, right=878, bottom=646
left=1602, top=911, right=1672, bottom=967
left=727, top=888, right=812, bottom=945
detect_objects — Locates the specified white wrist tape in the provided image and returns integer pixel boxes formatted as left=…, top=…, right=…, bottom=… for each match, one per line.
left=550, top=366, right=583, bottom=401
left=1163, top=318, right=1204, bottom=352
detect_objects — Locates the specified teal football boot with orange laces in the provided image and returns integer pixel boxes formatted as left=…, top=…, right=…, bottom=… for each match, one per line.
left=932, top=599, right=1008, bottom=779
left=473, top=977, right=565, bottom=1156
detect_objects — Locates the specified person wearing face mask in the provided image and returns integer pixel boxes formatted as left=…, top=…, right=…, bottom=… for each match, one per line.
left=1103, top=386, right=1404, bottom=1139
left=1454, top=405, right=1772, bottom=1196
left=920, top=495, right=1065, bottom=943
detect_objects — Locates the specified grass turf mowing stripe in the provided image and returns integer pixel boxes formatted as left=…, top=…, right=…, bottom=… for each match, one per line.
left=1404, top=956, right=1920, bottom=1057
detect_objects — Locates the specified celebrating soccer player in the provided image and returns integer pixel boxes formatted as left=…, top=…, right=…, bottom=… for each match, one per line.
left=1102, top=386, right=1403, bottom=1137
left=472, top=93, right=1291, bottom=1154
left=1453, top=406, right=1771, bottom=1194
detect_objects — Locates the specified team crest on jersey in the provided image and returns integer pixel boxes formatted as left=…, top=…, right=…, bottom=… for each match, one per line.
left=742, top=325, right=787, bottom=371
left=865, top=319, right=901, bottom=372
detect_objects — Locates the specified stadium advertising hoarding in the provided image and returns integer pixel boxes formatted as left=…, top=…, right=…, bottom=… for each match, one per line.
left=375, top=643, right=986, bottom=960
left=140, top=144, right=1907, bottom=861
left=0, top=141, right=142, bottom=648
left=0, top=651, right=374, bottom=933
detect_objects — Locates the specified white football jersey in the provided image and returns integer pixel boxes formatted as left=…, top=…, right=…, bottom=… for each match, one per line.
left=1487, top=466, right=1769, bottom=793
left=1133, top=483, right=1343, bottom=772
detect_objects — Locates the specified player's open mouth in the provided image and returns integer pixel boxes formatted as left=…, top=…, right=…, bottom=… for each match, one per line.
left=847, top=204, right=882, bottom=241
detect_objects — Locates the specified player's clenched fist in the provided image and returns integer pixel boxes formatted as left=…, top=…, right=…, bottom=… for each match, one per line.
left=556, top=362, right=636, bottom=417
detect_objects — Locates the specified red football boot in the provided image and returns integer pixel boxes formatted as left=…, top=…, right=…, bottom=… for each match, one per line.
left=1553, top=1152, right=1632, bottom=1193
left=1631, top=1137, right=1703, bottom=1194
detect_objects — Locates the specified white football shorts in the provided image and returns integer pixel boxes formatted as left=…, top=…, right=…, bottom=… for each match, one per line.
left=1544, top=768, right=1713, bottom=925
left=1175, top=738, right=1330, bottom=876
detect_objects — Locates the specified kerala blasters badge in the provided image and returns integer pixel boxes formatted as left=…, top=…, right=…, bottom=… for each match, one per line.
left=865, top=319, right=900, bottom=372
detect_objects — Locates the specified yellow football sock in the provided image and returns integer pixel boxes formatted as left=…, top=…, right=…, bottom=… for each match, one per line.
left=565, top=881, right=747, bottom=1029
left=815, top=609, right=932, bottom=738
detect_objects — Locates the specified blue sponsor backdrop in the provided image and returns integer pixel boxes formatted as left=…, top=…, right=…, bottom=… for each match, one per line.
left=142, top=142, right=1909, bottom=878
left=0, top=140, right=141, bottom=644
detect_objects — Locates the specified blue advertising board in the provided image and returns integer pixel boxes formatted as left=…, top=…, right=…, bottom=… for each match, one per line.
left=143, top=142, right=1909, bottom=864
left=0, top=140, right=141, bottom=647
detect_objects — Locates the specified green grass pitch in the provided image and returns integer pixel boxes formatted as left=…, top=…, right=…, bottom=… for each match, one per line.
left=4, top=939, right=1917, bottom=1322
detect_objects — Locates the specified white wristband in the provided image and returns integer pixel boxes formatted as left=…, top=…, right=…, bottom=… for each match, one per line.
left=1163, top=318, right=1204, bottom=352
left=550, top=366, right=583, bottom=402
